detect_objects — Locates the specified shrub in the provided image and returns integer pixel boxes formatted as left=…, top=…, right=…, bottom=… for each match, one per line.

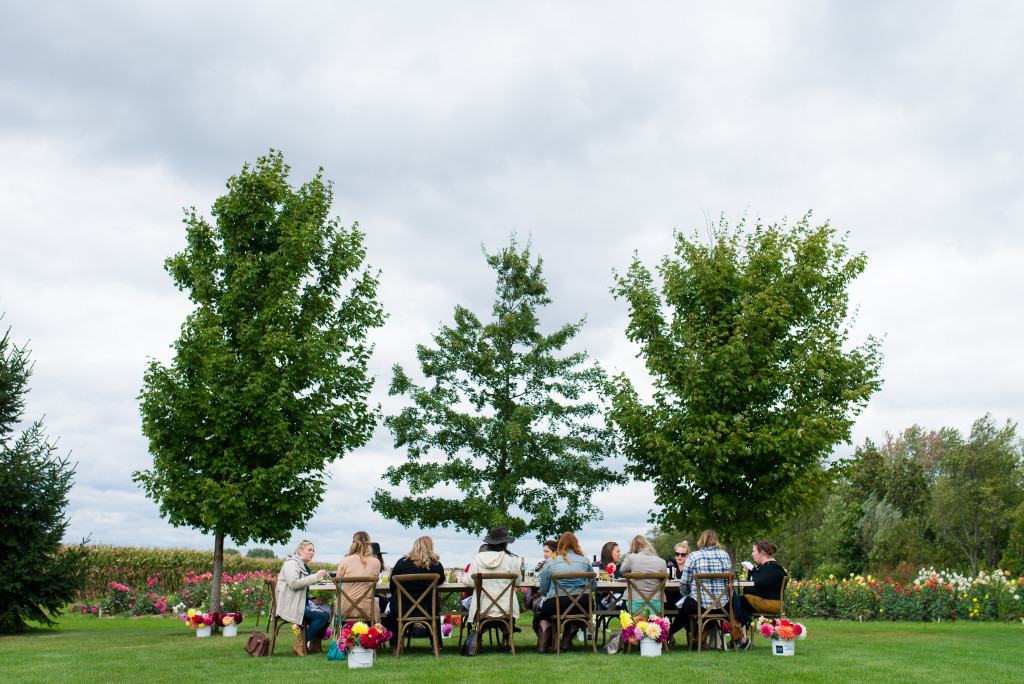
left=246, top=548, right=277, bottom=559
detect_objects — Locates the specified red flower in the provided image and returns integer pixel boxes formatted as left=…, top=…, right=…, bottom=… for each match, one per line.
left=792, top=624, right=803, bottom=635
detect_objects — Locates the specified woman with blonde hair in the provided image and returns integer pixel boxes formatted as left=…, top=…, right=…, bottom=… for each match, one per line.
left=619, top=534, right=668, bottom=614
left=385, top=536, right=445, bottom=653
left=335, top=531, right=382, bottom=622
left=275, top=539, right=332, bottom=656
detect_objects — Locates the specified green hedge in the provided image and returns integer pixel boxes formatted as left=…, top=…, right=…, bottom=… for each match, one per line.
left=67, top=544, right=333, bottom=599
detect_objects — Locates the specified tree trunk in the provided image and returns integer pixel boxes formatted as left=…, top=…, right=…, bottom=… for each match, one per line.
left=210, top=532, right=224, bottom=630
left=724, top=540, right=735, bottom=568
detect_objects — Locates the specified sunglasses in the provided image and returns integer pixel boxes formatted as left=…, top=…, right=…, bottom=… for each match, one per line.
left=674, top=552, right=687, bottom=557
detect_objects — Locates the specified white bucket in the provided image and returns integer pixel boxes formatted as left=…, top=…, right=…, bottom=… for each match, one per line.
left=196, top=625, right=212, bottom=638
left=771, top=638, right=795, bottom=656
left=639, top=637, right=661, bottom=657
left=348, top=645, right=374, bottom=668
left=222, top=624, right=238, bottom=637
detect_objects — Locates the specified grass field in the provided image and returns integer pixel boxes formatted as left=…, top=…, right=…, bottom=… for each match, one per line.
left=2, top=614, right=1022, bottom=683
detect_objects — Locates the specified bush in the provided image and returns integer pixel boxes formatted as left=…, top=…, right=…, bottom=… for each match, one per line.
left=246, top=548, right=277, bottom=559
left=66, top=545, right=331, bottom=599
left=786, top=568, right=1024, bottom=622
left=177, top=570, right=275, bottom=616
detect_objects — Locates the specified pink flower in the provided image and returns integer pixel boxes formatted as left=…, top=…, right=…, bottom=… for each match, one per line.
left=759, top=623, right=774, bottom=638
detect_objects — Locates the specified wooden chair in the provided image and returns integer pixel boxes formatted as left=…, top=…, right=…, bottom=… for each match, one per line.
left=624, top=572, right=669, bottom=653
left=392, top=573, right=441, bottom=658
left=467, top=572, right=519, bottom=655
left=550, top=572, right=597, bottom=656
left=746, top=576, right=789, bottom=622
left=692, top=572, right=737, bottom=653
left=332, top=575, right=378, bottom=634
left=265, top=578, right=307, bottom=656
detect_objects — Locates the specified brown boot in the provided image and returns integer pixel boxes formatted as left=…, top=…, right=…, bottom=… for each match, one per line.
left=307, top=638, right=323, bottom=654
left=536, top=626, right=550, bottom=653
left=559, top=626, right=576, bottom=653
left=292, top=632, right=307, bottom=657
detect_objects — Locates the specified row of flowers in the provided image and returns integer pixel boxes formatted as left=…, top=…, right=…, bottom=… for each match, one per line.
left=177, top=570, right=273, bottom=615
left=786, top=568, right=1024, bottom=621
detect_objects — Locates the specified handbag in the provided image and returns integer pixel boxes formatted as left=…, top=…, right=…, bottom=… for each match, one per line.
left=603, top=633, right=624, bottom=654
left=327, top=639, right=346, bottom=661
left=460, top=630, right=478, bottom=657
left=244, top=630, right=271, bottom=657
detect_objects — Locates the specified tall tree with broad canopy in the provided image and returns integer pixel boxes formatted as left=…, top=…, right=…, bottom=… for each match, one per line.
left=0, top=320, right=89, bottom=633
left=373, top=237, right=623, bottom=541
left=135, top=151, right=384, bottom=611
left=609, top=214, right=883, bottom=559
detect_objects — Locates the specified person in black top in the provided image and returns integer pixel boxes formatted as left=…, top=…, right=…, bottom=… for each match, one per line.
left=386, top=536, right=446, bottom=653
left=733, top=540, right=788, bottom=650
left=664, top=541, right=690, bottom=579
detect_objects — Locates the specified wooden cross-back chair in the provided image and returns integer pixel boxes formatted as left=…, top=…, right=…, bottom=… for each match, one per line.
left=746, top=576, right=789, bottom=622
left=391, top=573, right=441, bottom=658
left=692, top=572, right=737, bottom=653
left=550, top=572, right=597, bottom=656
left=624, top=572, right=670, bottom=654
left=264, top=578, right=306, bottom=656
left=332, top=575, right=378, bottom=634
left=468, top=572, right=519, bottom=655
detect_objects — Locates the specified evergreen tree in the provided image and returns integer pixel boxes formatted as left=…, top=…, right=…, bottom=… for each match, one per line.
left=0, top=322, right=88, bottom=633
left=373, top=237, right=623, bottom=540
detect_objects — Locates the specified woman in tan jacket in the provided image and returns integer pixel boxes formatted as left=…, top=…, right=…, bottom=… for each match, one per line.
left=335, top=531, right=382, bottom=623
left=275, top=540, right=331, bottom=656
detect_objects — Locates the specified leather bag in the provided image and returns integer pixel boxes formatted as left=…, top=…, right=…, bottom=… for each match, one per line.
left=244, top=630, right=271, bottom=657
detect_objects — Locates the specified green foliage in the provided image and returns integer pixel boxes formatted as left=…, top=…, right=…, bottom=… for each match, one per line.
left=374, top=236, right=623, bottom=540
left=610, top=214, right=883, bottom=553
left=224, top=548, right=240, bottom=557
left=930, top=415, right=1024, bottom=575
left=245, top=547, right=277, bottom=559
left=0, top=323, right=89, bottom=633
left=134, top=150, right=384, bottom=609
left=647, top=528, right=696, bottom=559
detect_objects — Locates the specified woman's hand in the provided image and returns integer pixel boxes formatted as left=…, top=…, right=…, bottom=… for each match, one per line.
left=315, top=569, right=327, bottom=580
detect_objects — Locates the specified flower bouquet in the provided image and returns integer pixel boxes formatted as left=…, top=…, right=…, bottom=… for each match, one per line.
left=336, top=621, right=392, bottom=653
left=620, top=610, right=670, bottom=655
left=181, top=609, right=214, bottom=637
left=756, top=617, right=806, bottom=656
left=441, top=614, right=461, bottom=638
left=213, top=612, right=243, bottom=637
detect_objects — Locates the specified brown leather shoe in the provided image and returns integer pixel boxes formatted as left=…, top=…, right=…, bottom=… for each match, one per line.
left=559, top=627, right=576, bottom=653
left=537, top=626, right=550, bottom=653
left=292, top=633, right=307, bottom=657
left=307, top=638, right=323, bottom=654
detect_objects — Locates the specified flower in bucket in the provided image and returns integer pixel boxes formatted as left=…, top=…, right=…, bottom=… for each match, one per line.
left=216, top=612, right=243, bottom=627
left=180, top=609, right=212, bottom=629
left=620, top=610, right=671, bottom=645
left=336, top=621, right=393, bottom=653
left=756, top=617, right=807, bottom=641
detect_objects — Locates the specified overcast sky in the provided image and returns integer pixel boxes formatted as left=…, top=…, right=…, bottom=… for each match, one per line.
left=2, top=1, right=1022, bottom=568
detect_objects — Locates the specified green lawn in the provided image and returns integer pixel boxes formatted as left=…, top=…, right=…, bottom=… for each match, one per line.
left=2, top=615, right=1022, bottom=683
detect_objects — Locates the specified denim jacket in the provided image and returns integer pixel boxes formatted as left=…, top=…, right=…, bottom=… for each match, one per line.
left=539, top=551, right=593, bottom=600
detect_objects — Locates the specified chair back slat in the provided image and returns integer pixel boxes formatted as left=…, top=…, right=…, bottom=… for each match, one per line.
left=392, top=573, right=440, bottom=622
left=624, top=572, right=668, bottom=617
left=549, top=572, right=597, bottom=656
left=333, top=575, right=377, bottom=627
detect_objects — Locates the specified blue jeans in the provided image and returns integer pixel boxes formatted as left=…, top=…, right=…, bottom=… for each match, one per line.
left=304, top=604, right=332, bottom=641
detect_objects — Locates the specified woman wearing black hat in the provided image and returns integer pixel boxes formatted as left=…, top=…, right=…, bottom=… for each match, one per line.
left=464, top=526, right=521, bottom=651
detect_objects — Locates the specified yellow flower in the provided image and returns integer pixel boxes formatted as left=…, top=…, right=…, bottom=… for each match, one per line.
left=187, top=609, right=196, bottom=618
left=984, top=594, right=988, bottom=599
left=352, top=622, right=369, bottom=635
left=973, top=598, right=977, bottom=603
left=619, top=610, right=633, bottom=627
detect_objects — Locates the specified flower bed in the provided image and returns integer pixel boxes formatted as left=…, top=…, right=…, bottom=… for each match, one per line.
left=177, top=570, right=274, bottom=615
left=786, top=568, right=1024, bottom=622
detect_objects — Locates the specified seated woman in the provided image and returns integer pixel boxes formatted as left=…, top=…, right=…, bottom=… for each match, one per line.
left=275, top=539, right=332, bottom=656
left=335, top=530, right=382, bottom=623
left=386, top=535, right=445, bottom=654
left=464, top=526, right=521, bottom=650
left=537, top=532, right=593, bottom=653
left=525, top=539, right=557, bottom=645
left=665, top=540, right=690, bottom=579
left=595, top=540, right=625, bottom=611
left=668, top=529, right=731, bottom=645
left=618, top=535, right=667, bottom=614
left=732, top=540, right=787, bottom=651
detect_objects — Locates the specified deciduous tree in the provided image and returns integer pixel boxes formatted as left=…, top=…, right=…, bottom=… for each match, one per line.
left=135, top=151, right=384, bottom=610
left=610, top=214, right=883, bottom=558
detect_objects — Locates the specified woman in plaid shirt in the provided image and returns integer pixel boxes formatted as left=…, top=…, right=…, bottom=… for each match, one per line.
left=668, top=529, right=731, bottom=641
